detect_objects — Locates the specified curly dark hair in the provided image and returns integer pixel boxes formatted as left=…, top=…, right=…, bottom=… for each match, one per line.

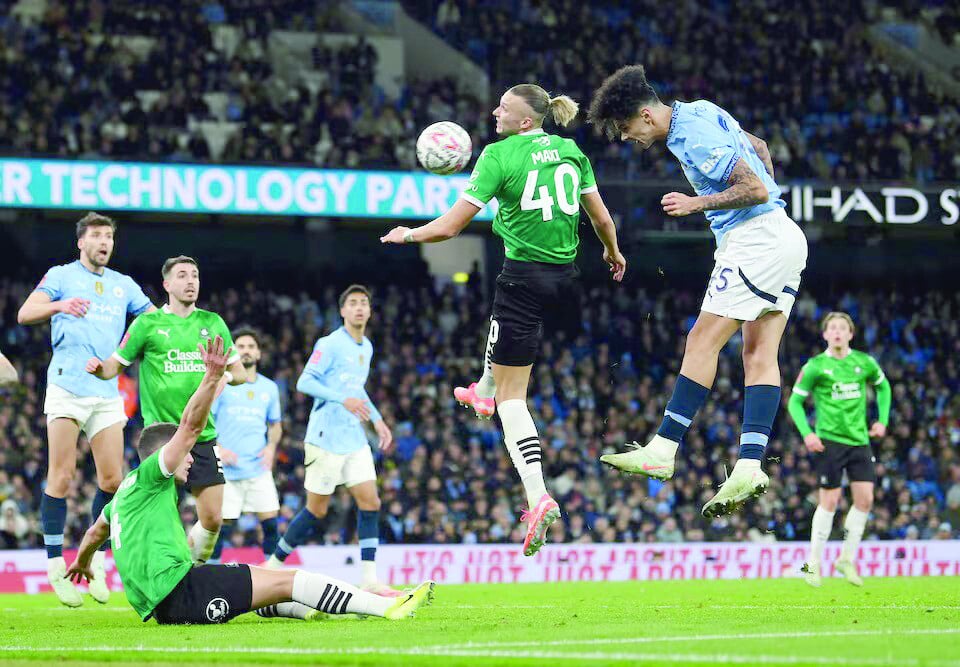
left=587, top=65, right=661, bottom=140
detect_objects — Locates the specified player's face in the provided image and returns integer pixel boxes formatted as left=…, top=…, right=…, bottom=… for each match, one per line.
left=340, top=294, right=371, bottom=328
left=493, top=92, right=535, bottom=136
left=235, top=335, right=261, bottom=368
left=823, top=318, right=854, bottom=348
left=174, top=452, right=193, bottom=485
left=618, top=107, right=658, bottom=149
left=163, top=264, right=200, bottom=305
left=77, top=225, right=115, bottom=268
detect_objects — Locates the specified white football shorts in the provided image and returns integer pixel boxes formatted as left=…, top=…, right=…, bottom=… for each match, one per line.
left=44, top=383, right=127, bottom=439
left=701, top=207, right=808, bottom=321
left=303, top=443, right=377, bottom=496
left=221, top=470, right=281, bottom=519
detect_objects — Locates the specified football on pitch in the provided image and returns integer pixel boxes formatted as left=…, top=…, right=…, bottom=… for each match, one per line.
left=416, top=121, right=472, bottom=175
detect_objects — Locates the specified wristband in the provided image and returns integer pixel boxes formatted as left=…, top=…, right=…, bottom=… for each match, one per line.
left=223, top=371, right=233, bottom=384
left=402, top=230, right=416, bottom=244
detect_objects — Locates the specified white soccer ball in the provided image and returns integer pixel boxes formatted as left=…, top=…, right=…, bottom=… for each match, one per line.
left=416, top=121, right=472, bottom=175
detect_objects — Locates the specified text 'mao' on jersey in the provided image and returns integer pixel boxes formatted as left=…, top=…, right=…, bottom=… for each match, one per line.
left=36, top=261, right=151, bottom=398
left=461, top=129, right=597, bottom=264
left=666, top=100, right=785, bottom=243
left=113, top=305, right=239, bottom=442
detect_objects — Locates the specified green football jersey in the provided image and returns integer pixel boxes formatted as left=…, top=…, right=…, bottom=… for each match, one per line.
left=113, top=306, right=237, bottom=442
left=462, top=129, right=597, bottom=264
left=791, top=349, right=885, bottom=446
left=102, top=450, right=193, bottom=620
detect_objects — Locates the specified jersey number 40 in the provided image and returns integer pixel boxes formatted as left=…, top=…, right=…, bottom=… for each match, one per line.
left=520, top=165, right=581, bottom=222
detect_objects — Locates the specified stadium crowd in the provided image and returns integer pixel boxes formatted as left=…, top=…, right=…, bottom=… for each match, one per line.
left=412, top=0, right=960, bottom=183
left=1, top=275, right=958, bottom=551
left=0, top=1, right=957, bottom=181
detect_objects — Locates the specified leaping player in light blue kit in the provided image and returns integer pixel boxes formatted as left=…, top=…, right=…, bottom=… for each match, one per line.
left=588, top=65, right=808, bottom=518
left=17, top=212, right=154, bottom=606
left=266, top=285, right=400, bottom=597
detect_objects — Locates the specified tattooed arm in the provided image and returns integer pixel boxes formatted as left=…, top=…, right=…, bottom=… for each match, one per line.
left=661, top=159, right=769, bottom=216
left=744, top=131, right=775, bottom=179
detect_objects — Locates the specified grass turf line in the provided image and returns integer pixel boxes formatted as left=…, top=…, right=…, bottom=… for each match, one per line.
left=0, top=577, right=958, bottom=667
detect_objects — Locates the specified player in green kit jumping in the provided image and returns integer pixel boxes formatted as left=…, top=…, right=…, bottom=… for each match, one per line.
left=67, top=335, right=434, bottom=624
left=86, top=256, right=247, bottom=565
left=788, top=312, right=892, bottom=587
left=381, top=84, right=627, bottom=557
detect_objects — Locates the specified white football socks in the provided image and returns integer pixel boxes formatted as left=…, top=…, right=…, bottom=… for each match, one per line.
left=292, top=570, right=391, bottom=617
left=808, top=505, right=835, bottom=567
left=497, top=399, right=548, bottom=508
left=255, top=601, right=315, bottom=620
left=188, top=523, right=220, bottom=565
left=361, top=561, right=378, bottom=587
left=476, top=325, right=497, bottom=399
left=839, top=507, right=869, bottom=563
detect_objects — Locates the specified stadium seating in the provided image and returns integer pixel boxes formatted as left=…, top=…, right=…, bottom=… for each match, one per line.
left=0, top=1, right=957, bottom=180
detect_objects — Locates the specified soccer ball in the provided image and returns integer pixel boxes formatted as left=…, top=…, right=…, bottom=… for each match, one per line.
left=416, top=121, right=472, bottom=175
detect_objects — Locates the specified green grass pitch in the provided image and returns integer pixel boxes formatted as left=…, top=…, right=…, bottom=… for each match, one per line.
left=0, top=578, right=958, bottom=666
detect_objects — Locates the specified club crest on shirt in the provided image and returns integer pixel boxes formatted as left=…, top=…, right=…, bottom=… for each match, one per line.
left=200, top=328, right=210, bottom=339
left=113, top=286, right=124, bottom=298
left=94, top=281, right=104, bottom=296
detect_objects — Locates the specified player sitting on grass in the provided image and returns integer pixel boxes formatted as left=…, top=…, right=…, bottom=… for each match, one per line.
left=66, top=335, right=434, bottom=624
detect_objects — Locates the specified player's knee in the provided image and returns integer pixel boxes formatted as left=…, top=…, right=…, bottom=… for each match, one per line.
left=853, top=495, right=873, bottom=512
left=305, top=497, right=329, bottom=519
left=97, top=472, right=123, bottom=494
left=819, top=492, right=840, bottom=512
left=198, top=507, right=223, bottom=530
left=359, top=496, right=381, bottom=512
left=46, top=465, right=76, bottom=493
left=741, top=344, right=775, bottom=376
left=684, top=325, right=722, bottom=359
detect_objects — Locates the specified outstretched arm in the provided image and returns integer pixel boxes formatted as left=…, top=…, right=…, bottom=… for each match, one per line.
left=380, top=199, right=481, bottom=244
left=744, top=131, right=775, bottom=179
left=160, top=336, right=230, bottom=474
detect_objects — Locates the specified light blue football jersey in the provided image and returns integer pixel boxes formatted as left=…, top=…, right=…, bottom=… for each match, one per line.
left=36, top=261, right=151, bottom=398
left=299, top=327, right=382, bottom=455
left=211, top=374, right=282, bottom=481
left=665, top=100, right=785, bottom=242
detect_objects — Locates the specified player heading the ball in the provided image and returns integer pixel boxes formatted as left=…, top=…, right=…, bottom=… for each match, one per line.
left=589, top=65, right=808, bottom=518
left=383, top=83, right=626, bottom=557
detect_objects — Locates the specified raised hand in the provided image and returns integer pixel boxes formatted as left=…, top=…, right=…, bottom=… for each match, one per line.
left=197, top=335, right=231, bottom=379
